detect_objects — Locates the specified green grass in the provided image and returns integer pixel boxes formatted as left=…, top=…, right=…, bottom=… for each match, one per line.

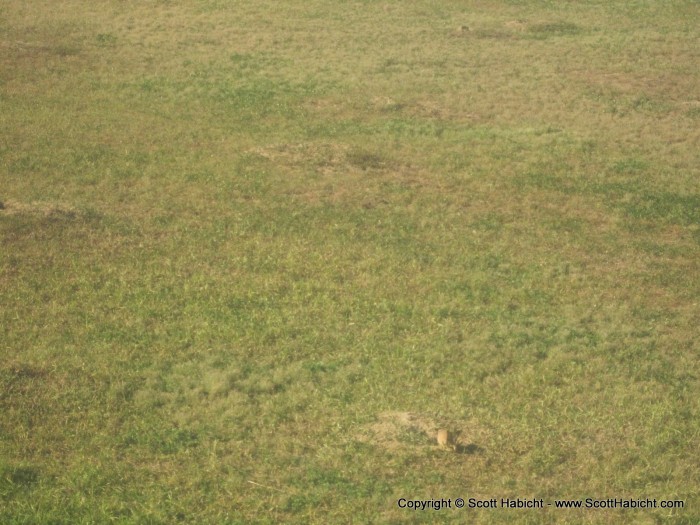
left=1, top=0, right=699, bottom=523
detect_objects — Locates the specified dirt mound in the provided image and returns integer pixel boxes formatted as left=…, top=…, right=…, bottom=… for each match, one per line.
left=358, top=411, right=484, bottom=454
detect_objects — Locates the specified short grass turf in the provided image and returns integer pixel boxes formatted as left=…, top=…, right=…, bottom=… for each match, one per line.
left=1, top=0, right=699, bottom=523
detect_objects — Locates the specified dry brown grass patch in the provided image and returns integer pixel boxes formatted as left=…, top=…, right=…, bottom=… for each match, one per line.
left=0, top=199, right=79, bottom=218
left=357, top=411, right=486, bottom=454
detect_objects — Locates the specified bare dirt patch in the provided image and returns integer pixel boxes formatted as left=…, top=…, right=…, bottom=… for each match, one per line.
left=358, top=411, right=485, bottom=454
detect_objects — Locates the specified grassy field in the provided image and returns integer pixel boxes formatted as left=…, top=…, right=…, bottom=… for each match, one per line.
left=1, top=0, right=699, bottom=523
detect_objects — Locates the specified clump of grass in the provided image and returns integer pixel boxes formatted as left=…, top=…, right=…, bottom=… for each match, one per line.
left=95, top=33, right=117, bottom=46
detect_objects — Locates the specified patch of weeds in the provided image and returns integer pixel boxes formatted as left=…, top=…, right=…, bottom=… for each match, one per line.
left=0, top=465, right=40, bottom=490
left=229, top=52, right=282, bottom=73
left=210, top=362, right=296, bottom=399
left=469, top=212, right=505, bottom=232
left=346, top=148, right=387, bottom=170
left=306, top=466, right=351, bottom=489
left=693, top=228, right=700, bottom=245
left=284, top=493, right=322, bottom=513
left=564, top=327, right=600, bottom=348
left=303, top=360, right=340, bottom=374
left=545, top=216, right=584, bottom=234
left=213, top=77, right=311, bottom=125
left=380, top=118, right=445, bottom=138
left=138, top=77, right=161, bottom=93
left=67, top=464, right=114, bottom=496
left=95, top=33, right=117, bottom=46
left=624, top=192, right=700, bottom=226
left=224, top=152, right=276, bottom=198
left=120, top=426, right=200, bottom=455
left=611, top=158, right=648, bottom=174
left=242, top=377, right=288, bottom=396
left=580, top=139, right=597, bottom=157
left=580, top=178, right=639, bottom=198
left=630, top=94, right=670, bottom=113
left=516, top=171, right=566, bottom=192
left=0, top=364, right=50, bottom=410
